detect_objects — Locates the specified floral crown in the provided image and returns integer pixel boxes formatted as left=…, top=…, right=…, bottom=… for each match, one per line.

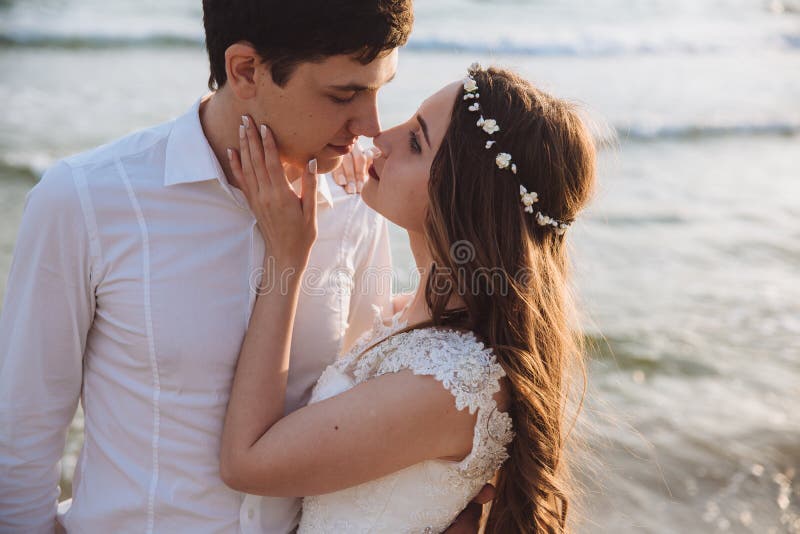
left=463, top=63, right=571, bottom=235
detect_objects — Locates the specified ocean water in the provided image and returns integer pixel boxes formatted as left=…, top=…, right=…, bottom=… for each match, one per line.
left=1, top=1, right=798, bottom=532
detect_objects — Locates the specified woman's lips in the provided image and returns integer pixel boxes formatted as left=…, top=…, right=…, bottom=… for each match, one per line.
left=368, top=164, right=380, bottom=182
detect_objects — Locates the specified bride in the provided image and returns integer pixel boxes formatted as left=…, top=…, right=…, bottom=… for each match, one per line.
left=219, top=64, right=596, bottom=533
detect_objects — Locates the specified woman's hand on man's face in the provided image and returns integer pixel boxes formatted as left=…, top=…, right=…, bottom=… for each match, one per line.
left=227, top=115, right=319, bottom=270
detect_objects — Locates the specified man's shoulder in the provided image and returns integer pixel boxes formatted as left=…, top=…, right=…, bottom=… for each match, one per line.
left=30, top=119, right=177, bottom=216
left=63, top=119, right=175, bottom=173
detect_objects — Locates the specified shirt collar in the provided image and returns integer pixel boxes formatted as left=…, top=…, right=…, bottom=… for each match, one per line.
left=164, top=96, right=334, bottom=208
left=164, top=97, right=225, bottom=188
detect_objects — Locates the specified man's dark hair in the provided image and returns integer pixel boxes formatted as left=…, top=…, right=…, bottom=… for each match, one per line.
left=202, top=0, right=414, bottom=89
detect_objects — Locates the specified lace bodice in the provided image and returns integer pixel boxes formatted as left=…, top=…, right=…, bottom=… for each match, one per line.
left=298, top=307, right=514, bottom=533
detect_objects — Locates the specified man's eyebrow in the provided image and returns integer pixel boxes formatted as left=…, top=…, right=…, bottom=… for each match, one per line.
left=327, top=72, right=397, bottom=92
left=417, top=113, right=431, bottom=148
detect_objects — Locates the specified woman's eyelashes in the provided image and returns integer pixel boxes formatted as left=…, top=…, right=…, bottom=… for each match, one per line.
left=409, top=131, right=422, bottom=154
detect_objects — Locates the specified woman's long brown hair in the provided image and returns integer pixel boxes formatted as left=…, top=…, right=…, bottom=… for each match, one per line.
left=423, top=67, right=597, bottom=532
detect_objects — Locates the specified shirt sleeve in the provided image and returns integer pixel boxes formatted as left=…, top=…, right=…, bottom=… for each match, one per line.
left=341, top=214, right=393, bottom=354
left=0, top=161, right=97, bottom=533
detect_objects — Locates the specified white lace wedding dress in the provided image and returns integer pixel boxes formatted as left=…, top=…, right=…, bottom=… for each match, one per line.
left=297, top=307, right=515, bottom=533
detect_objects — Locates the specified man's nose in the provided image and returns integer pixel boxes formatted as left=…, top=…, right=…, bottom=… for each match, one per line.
left=349, top=93, right=382, bottom=138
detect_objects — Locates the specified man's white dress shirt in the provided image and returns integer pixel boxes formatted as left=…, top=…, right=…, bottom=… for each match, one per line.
left=0, top=98, right=392, bottom=533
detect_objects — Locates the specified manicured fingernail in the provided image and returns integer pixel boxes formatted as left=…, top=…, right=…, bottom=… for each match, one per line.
left=241, top=115, right=249, bottom=128
left=260, top=124, right=267, bottom=137
left=356, top=181, right=363, bottom=193
left=308, top=158, right=317, bottom=174
left=226, top=148, right=233, bottom=160
left=239, top=125, right=245, bottom=139
left=367, top=146, right=382, bottom=159
left=346, top=181, right=356, bottom=194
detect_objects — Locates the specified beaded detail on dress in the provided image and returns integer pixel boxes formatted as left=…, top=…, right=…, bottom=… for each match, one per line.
left=298, top=306, right=514, bottom=533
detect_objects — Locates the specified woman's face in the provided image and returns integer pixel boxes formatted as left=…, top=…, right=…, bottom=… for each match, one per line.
left=361, top=81, right=461, bottom=232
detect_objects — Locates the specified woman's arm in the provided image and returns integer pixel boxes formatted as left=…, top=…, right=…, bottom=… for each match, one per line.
left=221, top=367, right=478, bottom=497
left=219, top=116, right=319, bottom=484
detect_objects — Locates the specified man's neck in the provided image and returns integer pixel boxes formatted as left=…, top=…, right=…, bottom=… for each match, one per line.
left=199, top=89, right=244, bottom=190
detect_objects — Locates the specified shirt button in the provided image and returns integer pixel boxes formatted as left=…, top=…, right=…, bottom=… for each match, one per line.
left=248, top=507, right=255, bottom=520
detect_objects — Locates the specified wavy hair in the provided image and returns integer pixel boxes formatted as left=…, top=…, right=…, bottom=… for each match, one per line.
left=422, top=67, right=596, bottom=532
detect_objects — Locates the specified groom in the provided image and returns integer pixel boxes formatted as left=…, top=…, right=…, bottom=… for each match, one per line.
left=0, top=1, right=496, bottom=532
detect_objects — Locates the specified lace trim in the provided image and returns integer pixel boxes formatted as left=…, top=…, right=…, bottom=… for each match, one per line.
left=301, top=325, right=515, bottom=533
left=359, top=328, right=515, bottom=481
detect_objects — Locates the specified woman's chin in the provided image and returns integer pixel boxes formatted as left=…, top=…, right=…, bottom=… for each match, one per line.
left=360, top=177, right=379, bottom=210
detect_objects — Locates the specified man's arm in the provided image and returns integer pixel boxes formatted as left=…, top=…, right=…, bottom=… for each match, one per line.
left=0, top=161, right=96, bottom=532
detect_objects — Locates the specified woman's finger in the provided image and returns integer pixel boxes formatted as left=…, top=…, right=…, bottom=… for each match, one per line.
left=342, top=150, right=357, bottom=194
left=260, top=124, right=293, bottom=196
left=332, top=164, right=346, bottom=186
left=301, top=158, right=319, bottom=226
left=352, top=144, right=367, bottom=193
left=243, top=115, right=271, bottom=192
left=238, top=122, right=257, bottom=194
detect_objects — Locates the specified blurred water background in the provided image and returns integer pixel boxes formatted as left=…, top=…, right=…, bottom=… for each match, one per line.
left=1, top=0, right=799, bottom=531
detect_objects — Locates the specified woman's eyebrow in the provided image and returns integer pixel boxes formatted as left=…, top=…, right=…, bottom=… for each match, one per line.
left=416, top=114, right=431, bottom=148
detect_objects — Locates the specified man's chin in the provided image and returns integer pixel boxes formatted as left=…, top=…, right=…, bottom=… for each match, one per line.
left=282, top=152, right=341, bottom=175
left=314, top=155, right=343, bottom=175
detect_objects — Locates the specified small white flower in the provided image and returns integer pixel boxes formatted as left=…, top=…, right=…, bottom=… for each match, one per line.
left=468, top=102, right=480, bottom=112
left=519, top=185, right=539, bottom=213
left=536, top=212, right=551, bottom=226
left=495, top=152, right=512, bottom=169
left=463, top=93, right=477, bottom=100
left=481, top=118, right=500, bottom=135
left=485, top=140, right=496, bottom=149
left=511, top=163, right=517, bottom=174
left=463, top=77, right=478, bottom=93
left=476, top=116, right=485, bottom=127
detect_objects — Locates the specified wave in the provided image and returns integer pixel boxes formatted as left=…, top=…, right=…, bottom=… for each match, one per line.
left=0, top=32, right=203, bottom=49
left=610, top=121, right=800, bottom=143
left=2, top=30, right=799, bottom=56
left=0, top=159, right=41, bottom=183
left=583, top=333, right=719, bottom=378
left=406, top=36, right=729, bottom=57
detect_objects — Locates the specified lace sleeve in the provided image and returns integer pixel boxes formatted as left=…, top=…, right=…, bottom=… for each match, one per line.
left=371, top=329, right=514, bottom=481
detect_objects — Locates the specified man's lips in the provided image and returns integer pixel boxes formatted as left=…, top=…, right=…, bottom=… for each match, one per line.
left=368, top=164, right=380, bottom=182
left=327, top=143, right=355, bottom=155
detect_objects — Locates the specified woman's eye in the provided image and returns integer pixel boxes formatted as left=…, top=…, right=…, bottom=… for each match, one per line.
left=409, top=132, right=422, bottom=153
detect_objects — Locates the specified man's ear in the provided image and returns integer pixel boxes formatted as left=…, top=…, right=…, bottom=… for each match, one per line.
left=225, top=42, right=263, bottom=100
